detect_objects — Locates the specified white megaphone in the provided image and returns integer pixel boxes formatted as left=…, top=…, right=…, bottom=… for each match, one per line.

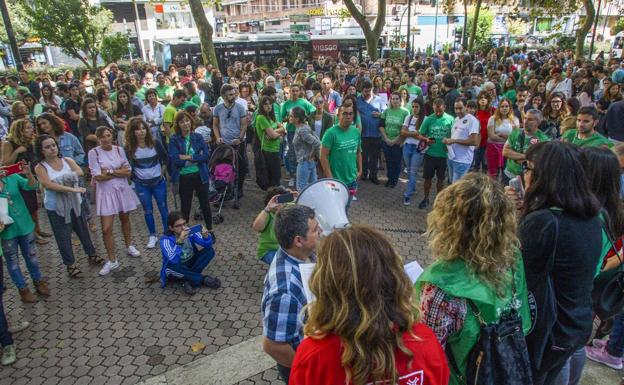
left=296, top=178, right=350, bottom=235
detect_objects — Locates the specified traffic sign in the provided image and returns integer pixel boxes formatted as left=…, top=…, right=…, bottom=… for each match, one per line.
left=289, top=14, right=310, bottom=23
left=291, top=34, right=311, bottom=41
left=290, top=24, right=310, bottom=32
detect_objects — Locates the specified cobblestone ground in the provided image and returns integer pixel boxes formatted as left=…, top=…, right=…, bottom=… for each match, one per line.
left=1, top=158, right=432, bottom=385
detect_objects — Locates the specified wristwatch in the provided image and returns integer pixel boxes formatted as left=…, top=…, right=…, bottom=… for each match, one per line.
left=107, top=169, right=113, bottom=175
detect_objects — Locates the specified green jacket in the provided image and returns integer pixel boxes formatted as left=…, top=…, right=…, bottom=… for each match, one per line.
left=416, top=256, right=531, bottom=385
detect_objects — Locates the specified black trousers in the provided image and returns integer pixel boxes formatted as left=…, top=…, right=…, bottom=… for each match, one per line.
left=179, top=172, right=213, bottom=230
left=263, top=150, right=281, bottom=187
left=362, top=137, right=381, bottom=180
left=234, top=141, right=248, bottom=194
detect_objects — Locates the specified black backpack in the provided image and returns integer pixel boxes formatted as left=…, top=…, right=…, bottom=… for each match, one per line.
left=446, top=273, right=533, bottom=385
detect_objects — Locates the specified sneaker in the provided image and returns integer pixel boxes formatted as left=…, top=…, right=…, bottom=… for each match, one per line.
left=202, top=275, right=221, bottom=289
left=183, top=281, right=197, bottom=295
left=592, top=339, right=624, bottom=363
left=403, top=197, right=411, bottom=206
left=351, top=195, right=358, bottom=202
left=99, top=260, right=120, bottom=276
left=146, top=236, right=158, bottom=249
left=288, top=179, right=295, bottom=188
left=8, top=321, right=29, bottom=334
left=585, top=346, right=624, bottom=370
left=127, top=245, right=141, bottom=257
left=418, top=198, right=429, bottom=210
left=1, top=345, right=16, bottom=366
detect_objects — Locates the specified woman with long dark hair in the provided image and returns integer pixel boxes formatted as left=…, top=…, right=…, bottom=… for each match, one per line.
left=516, top=141, right=602, bottom=384
left=400, top=98, right=426, bottom=205
left=291, top=225, right=449, bottom=385
left=124, top=117, right=169, bottom=249
left=113, top=89, right=141, bottom=145
left=254, top=95, right=285, bottom=188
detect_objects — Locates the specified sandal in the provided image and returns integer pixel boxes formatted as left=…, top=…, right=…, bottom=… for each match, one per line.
left=66, top=265, right=82, bottom=278
left=88, top=255, right=105, bottom=265
left=36, top=236, right=49, bottom=245
left=89, top=222, right=97, bottom=232
left=38, top=231, right=52, bottom=238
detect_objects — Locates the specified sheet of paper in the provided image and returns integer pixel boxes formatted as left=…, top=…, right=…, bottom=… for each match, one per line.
left=299, top=263, right=317, bottom=303
left=299, top=261, right=425, bottom=303
left=404, top=260, right=424, bottom=283
left=378, top=93, right=389, bottom=107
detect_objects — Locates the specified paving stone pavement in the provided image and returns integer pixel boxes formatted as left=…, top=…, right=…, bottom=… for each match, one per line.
left=1, top=161, right=618, bottom=385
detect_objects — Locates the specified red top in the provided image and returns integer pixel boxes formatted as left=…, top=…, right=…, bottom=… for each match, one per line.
left=290, top=323, right=449, bottom=385
left=475, top=109, right=495, bottom=148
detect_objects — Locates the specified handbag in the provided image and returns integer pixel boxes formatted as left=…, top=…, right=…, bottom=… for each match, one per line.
left=591, top=217, right=624, bottom=320
left=0, top=196, right=14, bottom=225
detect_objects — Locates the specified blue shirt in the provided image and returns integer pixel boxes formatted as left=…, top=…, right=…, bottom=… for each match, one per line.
left=261, top=248, right=312, bottom=349
left=59, top=133, right=85, bottom=166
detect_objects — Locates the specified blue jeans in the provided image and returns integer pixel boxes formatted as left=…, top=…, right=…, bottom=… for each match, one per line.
left=607, top=313, right=624, bottom=357
left=448, top=159, right=471, bottom=183
left=135, top=179, right=169, bottom=236
left=403, top=143, right=424, bottom=198
left=260, top=250, right=277, bottom=265
left=552, top=348, right=585, bottom=385
left=0, top=261, right=13, bottom=347
left=166, top=247, right=215, bottom=287
left=284, top=132, right=297, bottom=177
left=382, top=142, right=402, bottom=185
left=296, top=160, right=317, bottom=191
left=1, top=232, right=42, bottom=290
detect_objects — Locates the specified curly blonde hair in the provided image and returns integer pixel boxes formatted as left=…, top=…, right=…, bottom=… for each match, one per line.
left=305, top=225, right=418, bottom=385
left=7, top=118, right=34, bottom=148
left=426, top=172, right=519, bottom=295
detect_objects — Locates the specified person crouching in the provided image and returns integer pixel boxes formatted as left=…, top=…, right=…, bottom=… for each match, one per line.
left=159, top=211, right=220, bottom=295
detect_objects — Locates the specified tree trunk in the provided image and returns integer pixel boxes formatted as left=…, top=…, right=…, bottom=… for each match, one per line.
left=575, top=0, right=595, bottom=60
left=468, top=0, right=482, bottom=52
left=462, top=0, right=468, bottom=49
left=188, top=0, right=218, bottom=67
left=343, top=0, right=386, bottom=62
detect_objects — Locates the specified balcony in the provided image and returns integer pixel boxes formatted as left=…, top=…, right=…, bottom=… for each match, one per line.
left=227, top=5, right=322, bottom=23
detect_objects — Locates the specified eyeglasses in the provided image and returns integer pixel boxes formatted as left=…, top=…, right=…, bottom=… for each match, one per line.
left=551, top=100, right=562, bottom=104
left=314, top=100, right=323, bottom=104
left=521, top=161, right=533, bottom=172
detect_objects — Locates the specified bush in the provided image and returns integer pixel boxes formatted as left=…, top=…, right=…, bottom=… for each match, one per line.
left=466, top=8, right=494, bottom=52
left=101, top=33, right=130, bottom=64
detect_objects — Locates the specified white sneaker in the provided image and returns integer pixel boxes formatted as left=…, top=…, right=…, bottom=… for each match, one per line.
left=351, top=195, right=358, bottom=201
left=99, top=260, right=120, bottom=276
left=146, top=236, right=158, bottom=249
left=127, top=245, right=141, bottom=257
left=288, top=179, right=295, bottom=187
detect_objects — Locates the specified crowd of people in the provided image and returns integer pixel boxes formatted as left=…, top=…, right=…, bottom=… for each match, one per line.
left=0, top=45, right=620, bottom=385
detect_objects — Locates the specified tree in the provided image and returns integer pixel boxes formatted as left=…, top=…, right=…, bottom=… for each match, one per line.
left=342, top=0, right=386, bottom=61
left=187, top=0, right=218, bottom=67
left=0, top=0, right=31, bottom=46
left=506, top=17, right=529, bottom=37
left=610, top=16, right=624, bottom=36
left=101, top=33, right=130, bottom=64
left=574, top=0, right=595, bottom=59
left=466, top=7, right=494, bottom=52
left=19, top=0, right=112, bottom=70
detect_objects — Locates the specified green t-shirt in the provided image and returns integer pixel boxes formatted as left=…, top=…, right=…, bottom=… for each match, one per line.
left=399, top=84, right=423, bottom=98
left=255, top=115, right=281, bottom=153
left=179, top=136, right=199, bottom=175
left=163, top=104, right=177, bottom=126
left=0, top=174, right=36, bottom=240
left=136, top=86, right=147, bottom=102
left=180, top=100, right=199, bottom=110
left=321, top=124, right=361, bottom=185
left=155, top=85, right=174, bottom=102
left=381, top=107, right=410, bottom=140
left=190, top=94, right=202, bottom=107
left=505, top=129, right=550, bottom=176
left=503, top=89, right=517, bottom=104
left=418, top=113, right=455, bottom=158
left=280, top=98, right=316, bottom=133
left=256, top=212, right=278, bottom=259
left=562, top=129, right=613, bottom=148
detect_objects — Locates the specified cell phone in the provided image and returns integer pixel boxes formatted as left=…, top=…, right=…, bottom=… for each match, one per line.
left=187, top=224, right=202, bottom=234
left=0, top=162, right=24, bottom=177
left=508, top=176, right=525, bottom=200
left=276, top=192, right=294, bottom=204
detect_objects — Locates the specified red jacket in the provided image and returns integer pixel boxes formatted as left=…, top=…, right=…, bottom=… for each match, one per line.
left=290, top=323, right=449, bottom=385
left=475, top=108, right=495, bottom=148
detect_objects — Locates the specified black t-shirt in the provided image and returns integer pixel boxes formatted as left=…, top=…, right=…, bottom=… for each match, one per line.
left=64, top=98, right=81, bottom=134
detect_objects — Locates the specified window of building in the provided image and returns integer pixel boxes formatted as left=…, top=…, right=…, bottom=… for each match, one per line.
left=154, top=3, right=195, bottom=30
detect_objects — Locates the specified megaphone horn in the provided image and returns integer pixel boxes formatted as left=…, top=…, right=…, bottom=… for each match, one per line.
left=296, top=178, right=350, bottom=235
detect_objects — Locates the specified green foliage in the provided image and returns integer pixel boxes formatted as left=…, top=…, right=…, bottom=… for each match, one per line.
left=505, top=17, right=529, bottom=36
left=557, top=35, right=576, bottom=51
left=0, top=0, right=32, bottom=45
left=18, top=0, right=113, bottom=69
left=612, top=18, right=624, bottom=36
left=467, top=7, right=494, bottom=52
left=285, top=43, right=304, bottom=67
left=100, top=33, right=130, bottom=64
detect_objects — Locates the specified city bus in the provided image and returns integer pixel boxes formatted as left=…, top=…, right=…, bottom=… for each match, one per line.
left=153, top=34, right=367, bottom=71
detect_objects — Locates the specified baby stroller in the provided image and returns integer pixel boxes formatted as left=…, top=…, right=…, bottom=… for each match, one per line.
left=208, top=144, right=238, bottom=224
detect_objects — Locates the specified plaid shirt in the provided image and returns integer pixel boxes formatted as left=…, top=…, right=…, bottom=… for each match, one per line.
left=261, top=248, right=312, bottom=349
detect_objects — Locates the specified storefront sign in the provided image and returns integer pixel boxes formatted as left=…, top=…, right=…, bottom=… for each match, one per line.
left=312, top=40, right=339, bottom=58
left=289, top=14, right=311, bottom=23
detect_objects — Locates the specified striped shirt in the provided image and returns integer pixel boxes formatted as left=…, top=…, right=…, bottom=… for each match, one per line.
left=261, top=248, right=313, bottom=349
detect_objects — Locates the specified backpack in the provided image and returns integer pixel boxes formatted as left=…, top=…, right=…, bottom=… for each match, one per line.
left=446, top=271, right=533, bottom=385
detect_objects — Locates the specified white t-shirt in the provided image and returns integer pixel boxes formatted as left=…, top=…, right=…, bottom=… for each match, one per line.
left=449, top=114, right=480, bottom=164
left=402, top=115, right=420, bottom=145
